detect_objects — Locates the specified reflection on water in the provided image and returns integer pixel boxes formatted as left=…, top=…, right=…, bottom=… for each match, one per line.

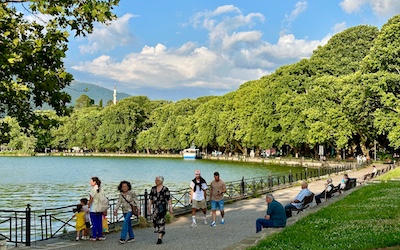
left=0, top=156, right=302, bottom=210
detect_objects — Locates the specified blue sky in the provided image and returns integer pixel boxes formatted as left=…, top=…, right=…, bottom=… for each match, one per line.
left=18, top=1, right=400, bottom=101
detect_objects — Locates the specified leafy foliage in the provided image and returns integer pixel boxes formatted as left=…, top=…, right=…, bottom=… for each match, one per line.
left=4, top=13, right=400, bottom=157
left=0, top=0, right=119, bottom=140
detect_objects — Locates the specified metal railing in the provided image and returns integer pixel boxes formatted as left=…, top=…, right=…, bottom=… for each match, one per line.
left=0, top=163, right=362, bottom=247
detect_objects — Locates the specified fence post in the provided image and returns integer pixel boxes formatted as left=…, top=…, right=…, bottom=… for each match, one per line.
left=240, top=177, right=245, bottom=196
left=268, top=176, right=273, bottom=188
left=26, top=204, right=31, bottom=246
left=289, top=171, right=293, bottom=184
left=144, top=189, right=148, bottom=218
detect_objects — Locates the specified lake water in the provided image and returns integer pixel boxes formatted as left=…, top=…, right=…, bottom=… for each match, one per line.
left=0, top=156, right=302, bottom=210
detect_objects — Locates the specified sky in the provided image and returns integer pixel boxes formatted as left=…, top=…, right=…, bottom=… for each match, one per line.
left=14, top=0, right=400, bottom=101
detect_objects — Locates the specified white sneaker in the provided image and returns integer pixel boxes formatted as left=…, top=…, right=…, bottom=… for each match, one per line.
left=211, top=221, right=216, bottom=227
left=204, top=219, right=207, bottom=225
left=191, top=222, right=197, bottom=227
left=75, top=237, right=79, bottom=241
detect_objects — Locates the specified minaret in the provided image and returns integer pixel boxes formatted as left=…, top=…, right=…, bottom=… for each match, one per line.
left=113, top=84, right=117, bottom=105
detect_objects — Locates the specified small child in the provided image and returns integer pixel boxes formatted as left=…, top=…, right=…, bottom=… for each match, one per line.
left=80, top=198, right=90, bottom=240
left=72, top=204, right=86, bottom=241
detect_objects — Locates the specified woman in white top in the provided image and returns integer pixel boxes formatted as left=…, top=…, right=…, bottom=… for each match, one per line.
left=88, top=176, right=106, bottom=241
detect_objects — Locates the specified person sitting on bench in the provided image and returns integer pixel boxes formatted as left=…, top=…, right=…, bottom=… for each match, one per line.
left=284, top=181, right=312, bottom=218
left=315, top=178, right=334, bottom=205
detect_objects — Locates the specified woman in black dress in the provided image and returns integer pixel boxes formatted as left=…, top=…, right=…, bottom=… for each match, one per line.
left=148, top=176, right=173, bottom=244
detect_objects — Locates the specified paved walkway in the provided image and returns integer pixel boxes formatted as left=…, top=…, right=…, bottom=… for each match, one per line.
left=10, top=164, right=387, bottom=250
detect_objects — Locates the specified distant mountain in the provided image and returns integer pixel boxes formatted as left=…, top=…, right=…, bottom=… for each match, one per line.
left=64, top=81, right=131, bottom=106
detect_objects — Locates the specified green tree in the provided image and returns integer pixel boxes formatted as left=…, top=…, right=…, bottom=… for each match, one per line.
left=3, top=116, right=36, bottom=151
left=0, top=0, right=119, bottom=141
left=75, top=94, right=94, bottom=109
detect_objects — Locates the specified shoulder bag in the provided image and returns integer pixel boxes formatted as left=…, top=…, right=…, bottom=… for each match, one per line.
left=121, top=194, right=139, bottom=216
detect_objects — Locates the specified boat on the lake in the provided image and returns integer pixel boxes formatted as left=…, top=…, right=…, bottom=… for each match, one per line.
left=183, top=146, right=202, bottom=159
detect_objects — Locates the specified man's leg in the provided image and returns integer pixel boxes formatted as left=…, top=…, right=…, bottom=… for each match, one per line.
left=256, top=218, right=274, bottom=233
left=219, top=200, right=225, bottom=224
left=211, top=200, right=217, bottom=225
left=284, top=203, right=295, bottom=218
left=315, top=193, right=322, bottom=205
left=191, top=200, right=197, bottom=226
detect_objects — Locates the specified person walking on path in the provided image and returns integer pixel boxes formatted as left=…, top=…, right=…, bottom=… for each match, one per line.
left=88, top=177, right=106, bottom=241
left=210, top=172, right=226, bottom=227
left=148, top=176, right=173, bottom=244
left=114, top=180, right=139, bottom=244
left=284, top=181, right=312, bottom=218
left=190, top=170, right=208, bottom=227
left=256, top=194, right=286, bottom=233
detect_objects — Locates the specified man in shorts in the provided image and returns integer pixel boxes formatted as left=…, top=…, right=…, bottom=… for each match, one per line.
left=190, top=170, right=208, bottom=227
left=210, top=172, right=226, bottom=227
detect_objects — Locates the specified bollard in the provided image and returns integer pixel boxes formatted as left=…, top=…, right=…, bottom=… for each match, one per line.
left=0, top=236, right=6, bottom=250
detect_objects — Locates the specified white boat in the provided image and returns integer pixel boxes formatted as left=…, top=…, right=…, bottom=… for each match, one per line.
left=183, top=147, right=202, bottom=159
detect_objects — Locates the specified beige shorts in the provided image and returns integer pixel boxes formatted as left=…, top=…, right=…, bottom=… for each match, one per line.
left=192, top=199, right=207, bottom=209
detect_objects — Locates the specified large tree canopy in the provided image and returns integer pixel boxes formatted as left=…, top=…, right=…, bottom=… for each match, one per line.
left=0, top=0, right=119, bottom=142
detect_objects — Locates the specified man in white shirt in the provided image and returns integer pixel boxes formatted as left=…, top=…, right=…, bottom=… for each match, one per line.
left=284, top=181, right=312, bottom=218
left=190, top=170, right=208, bottom=227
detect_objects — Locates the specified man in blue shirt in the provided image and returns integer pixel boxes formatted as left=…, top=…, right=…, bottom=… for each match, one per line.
left=256, top=194, right=286, bottom=233
left=284, top=181, right=312, bottom=218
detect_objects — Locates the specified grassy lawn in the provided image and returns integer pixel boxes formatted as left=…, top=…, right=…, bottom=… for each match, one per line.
left=251, top=181, right=400, bottom=250
left=376, top=167, right=400, bottom=181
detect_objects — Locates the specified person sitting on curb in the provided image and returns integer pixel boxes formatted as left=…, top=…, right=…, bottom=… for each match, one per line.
left=315, top=178, right=334, bottom=205
left=256, top=194, right=286, bottom=233
left=284, top=181, right=312, bottom=218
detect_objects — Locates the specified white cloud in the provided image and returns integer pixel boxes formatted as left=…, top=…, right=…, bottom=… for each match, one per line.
left=78, top=13, right=136, bottom=54
left=284, top=1, right=308, bottom=25
left=73, top=5, right=328, bottom=94
left=340, top=0, right=400, bottom=17
left=332, top=22, right=347, bottom=34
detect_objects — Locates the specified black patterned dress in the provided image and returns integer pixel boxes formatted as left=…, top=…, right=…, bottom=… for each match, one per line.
left=149, top=185, right=171, bottom=233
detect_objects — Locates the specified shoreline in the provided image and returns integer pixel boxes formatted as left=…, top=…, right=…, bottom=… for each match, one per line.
left=9, top=152, right=364, bottom=168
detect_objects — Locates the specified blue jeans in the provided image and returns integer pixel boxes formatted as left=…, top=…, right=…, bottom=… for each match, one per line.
left=121, top=212, right=134, bottom=240
left=256, top=218, right=274, bottom=233
left=211, top=200, right=224, bottom=211
left=90, top=212, right=103, bottom=238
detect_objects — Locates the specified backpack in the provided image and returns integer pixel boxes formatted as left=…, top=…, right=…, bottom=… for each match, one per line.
left=98, top=193, right=109, bottom=213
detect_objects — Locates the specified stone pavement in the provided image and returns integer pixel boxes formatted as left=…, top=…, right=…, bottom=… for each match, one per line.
left=10, top=164, right=387, bottom=250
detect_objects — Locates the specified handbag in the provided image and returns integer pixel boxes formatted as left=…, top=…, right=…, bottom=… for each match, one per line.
left=121, top=194, right=139, bottom=216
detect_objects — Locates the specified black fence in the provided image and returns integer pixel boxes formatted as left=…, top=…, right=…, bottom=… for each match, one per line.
left=0, top=164, right=361, bottom=247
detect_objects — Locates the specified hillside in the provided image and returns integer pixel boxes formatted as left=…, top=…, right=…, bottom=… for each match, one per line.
left=64, top=81, right=131, bottom=106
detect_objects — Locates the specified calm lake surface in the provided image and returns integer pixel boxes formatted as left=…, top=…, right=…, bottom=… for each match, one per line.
left=0, top=156, right=303, bottom=210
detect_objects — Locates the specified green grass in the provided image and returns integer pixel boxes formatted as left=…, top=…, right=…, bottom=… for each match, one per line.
left=251, top=181, right=400, bottom=250
left=376, top=167, right=400, bottom=181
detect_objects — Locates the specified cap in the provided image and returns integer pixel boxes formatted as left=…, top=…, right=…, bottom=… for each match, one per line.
left=195, top=170, right=201, bottom=175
